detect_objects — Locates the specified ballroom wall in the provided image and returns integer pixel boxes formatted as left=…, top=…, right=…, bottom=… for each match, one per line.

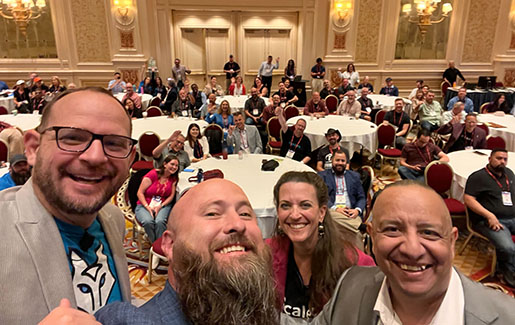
left=0, top=0, right=513, bottom=97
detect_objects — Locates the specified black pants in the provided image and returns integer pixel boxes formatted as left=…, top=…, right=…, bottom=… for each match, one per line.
left=261, top=75, right=272, bottom=96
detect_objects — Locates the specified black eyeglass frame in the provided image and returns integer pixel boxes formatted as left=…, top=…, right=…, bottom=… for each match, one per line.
left=40, top=126, right=138, bottom=159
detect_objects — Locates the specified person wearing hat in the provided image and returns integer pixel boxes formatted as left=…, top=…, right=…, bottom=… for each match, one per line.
left=30, top=76, right=49, bottom=95
left=379, top=77, right=399, bottom=96
left=13, top=80, right=32, bottom=113
left=0, top=154, right=31, bottom=191
left=316, top=128, right=350, bottom=172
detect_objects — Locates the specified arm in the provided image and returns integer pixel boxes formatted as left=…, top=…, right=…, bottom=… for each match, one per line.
left=260, top=86, right=268, bottom=97
left=253, top=127, right=263, bottom=154
left=457, top=69, right=466, bottom=82
left=257, top=62, right=264, bottom=77
left=400, top=157, right=421, bottom=171
left=303, top=102, right=311, bottom=115
left=152, top=130, right=180, bottom=158
left=437, top=151, right=449, bottom=162
left=397, top=123, right=409, bottom=137
left=161, top=181, right=177, bottom=207
left=274, top=58, right=280, bottom=69
left=301, top=155, right=311, bottom=164
left=316, top=161, right=324, bottom=172
left=185, top=67, right=191, bottom=74
left=464, top=194, right=503, bottom=231
left=277, top=107, right=288, bottom=133
left=136, top=177, right=153, bottom=214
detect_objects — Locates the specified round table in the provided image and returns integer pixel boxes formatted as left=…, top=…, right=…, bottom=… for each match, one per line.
left=478, top=114, right=515, bottom=152
left=215, top=95, right=269, bottom=113
left=177, top=154, right=313, bottom=238
left=287, top=115, right=378, bottom=155
left=114, top=93, right=153, bottom=109
left=0, top=96, right=15, bottom=113
left=447, top=149, right=515, bottom=201
left=131, top=116, right=208, bottom=140
left=444, top=87, right=515, bottom=112
left=0, top=113, right=41, bottom=131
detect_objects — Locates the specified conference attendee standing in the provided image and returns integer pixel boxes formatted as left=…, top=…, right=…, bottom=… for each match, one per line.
left=223, top=54, right=240, bottom=93
left=311, top=58, right=326, bottom=94
left=171, top=58, right=191, bottom=89
left=258, top=55, right=279, bottom=95
left=443, top=60, right=466, bottom=86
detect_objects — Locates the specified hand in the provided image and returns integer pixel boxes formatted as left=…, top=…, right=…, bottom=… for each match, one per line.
left=276, top=57, right=280, bottom=62
left=411, top=165, right=422, bottom=171
left=228, top=124, right=236, bottom=136
left=252, top=116, right=259, bottom=124
left=145, top=205, right=154, bottom=216
left=38, top=299, right=100, bottom=325
left=153, top=204, right=162, bottom=216
left=345, top=208, right=360, bottom=219
left=382, top=121, right=388, bottom=126
left=167, top=130, right=181, bottom=143
left=487, top=215, right=504, bottom=231
left=451, top=115, right=460, bottom=125
left=338, top=67, right=342, bottom=72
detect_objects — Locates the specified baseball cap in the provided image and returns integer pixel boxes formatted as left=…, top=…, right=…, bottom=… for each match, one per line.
left=33, top=77, right=42, bottom=83
left=385, top=77, right=392, bottom=82
left=9, top=154, right=27, bottom=166
left=15, top=80, right=25, bottom=86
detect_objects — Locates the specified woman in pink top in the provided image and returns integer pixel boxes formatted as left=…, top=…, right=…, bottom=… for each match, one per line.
left=266, top=171, right=374, bottom=323
left=135, top=155, right=179, bottom=243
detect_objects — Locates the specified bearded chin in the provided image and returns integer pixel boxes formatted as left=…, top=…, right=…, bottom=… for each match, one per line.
left=172, top=243, right=279, bottom=325
left=494, top=165, right=506, bottom=173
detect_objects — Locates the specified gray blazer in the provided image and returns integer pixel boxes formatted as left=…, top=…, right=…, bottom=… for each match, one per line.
left=314, top=266, right=515, bottom=325
left=227, top=124, right=263, bottom=154
left=0, top=179, right=131, bottom=324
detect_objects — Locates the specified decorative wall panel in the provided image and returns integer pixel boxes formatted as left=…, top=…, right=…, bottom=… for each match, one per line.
left=70, top=0, right=110, bottom=62
left=462, top=0, right=500, bottom=63
left=354, top=0, right=382, bottom=63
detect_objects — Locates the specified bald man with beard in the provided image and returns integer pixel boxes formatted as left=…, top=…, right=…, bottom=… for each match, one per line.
left=96, top=179, right=279, bottom=325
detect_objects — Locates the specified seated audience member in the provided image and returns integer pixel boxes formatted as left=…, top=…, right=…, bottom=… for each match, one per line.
left=254, top=76, right=269, bottom=97
left=172, top=88, right=196, bottom=118
left=96, top=179, right=279, bottom=325
left=0, top=122, right=24, bottom=158
left=304, top=92, right=329, bottom=117
left=284, top=78, right=294, bottom=92
left=316, top=128, right=350, bottom=171
left=419, top=90, right=443, bottom=131
left=139, top=77, right=153, bottom=95
left=408, top=79, right=424, bottom=100
left=31, top=87, right=47, bottom=114
left=30, top=77, right=49, bottom=94
left=205, top=99, right=234, bottom=131
left=152, top=130, right=190, bottom=171
left=228, top=75, right=246, bottom=96
left=399, top=128, right=449, bottom=182
left=67, top=82, right=77, bottom=89
left=227, top=111, right=263, bottom=154
left=379, top=77, right=398, bottom=96
left=338, top=63, right=360, bottom=87
left=48, top=76, right=66, bottom=95
left=108, top=72, right=126, bottom=94
left=318, top=151, right=367, bottom=237
left=0, top=154, right=31, bottom=191
left=316, top=180, right=515, bottom=324
left=199, top=93, right=218, bottom=119
left=337, top=78, right=354, bottom=98
left=160, top=79, right=178, bottom=114
left=483, top=93, right=510, bottom=114
left=357, top=87, right=373, bottom=121
left=442, top=101, right=466, bottom=125
left=320, top=79, right=336, bottom=99
left=121, top=83, right=142, bottom=110
left=0, top=79, right=8, bottom=91
left=383, top=98, right=410, bottom=149
left=153, top=76, right=167, bottom=99
left=244, top=87, right=266, bottom=126
left=13, top=80, right=31, bottom=113
left=357, top=75, right=374, bottom=93
left=203, top=76, right=224, bottom=97
left=410, top=88, right=425, bottom=120
left=135, top=155, right=179, bottom=243
left=184, top=123, right=209, bottom=162
left=447, top=87, right=474, bottom=113
left=336, top=90, right=361, bottom=117
left=278, top=107, right=311, bottom=163
left=189, top=83, right=206, bottom=111
left=438, top=114, right=487, bottom=153
left=267, top=171, right=374, bottom=323
left=123, top=97, right=142, bottom=119
left=273, top=81, right=298, bottom=105
left=464, top=149, right=515, bottom=287
left=262, top=94, right=281, bottom=123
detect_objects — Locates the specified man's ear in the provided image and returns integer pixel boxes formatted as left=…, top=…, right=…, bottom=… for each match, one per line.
left=24, top=130, right=40, bottom=167
left=161, top=229, right=175, bottom=261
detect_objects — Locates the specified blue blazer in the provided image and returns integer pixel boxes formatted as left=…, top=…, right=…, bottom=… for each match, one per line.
left=205, top=113, right=234, bottom=129
left=318, top=169, right=366, bottom=217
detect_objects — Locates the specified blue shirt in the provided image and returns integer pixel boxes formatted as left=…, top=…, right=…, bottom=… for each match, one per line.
left=0, top=80, right=8, bottom=91
left=0, top=172, right=15, bottom=191
left=55, top=217, right=122, bottom=314
left=311, top=64, right=326, bottom=79
left=447, top=95, right=475, bottom=113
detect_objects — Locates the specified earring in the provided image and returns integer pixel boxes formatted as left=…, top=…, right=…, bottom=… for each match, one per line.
left=318, top=221, right=325, bottom=237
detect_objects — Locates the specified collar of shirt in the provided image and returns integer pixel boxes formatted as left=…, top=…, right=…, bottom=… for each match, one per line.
left=373, top=268, right=464, bottom=325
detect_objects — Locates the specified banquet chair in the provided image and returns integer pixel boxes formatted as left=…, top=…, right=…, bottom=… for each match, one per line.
left=440, top=81, right=451, bottom=97
left=0, top=106, right=8, bottom=115
left=147, top=235, right=168, bottom=284
left=375, top=124, right=402, bottom=174
left=0, top=139, right=8, bottom=162
left=480, top=103, right=489, bottom=114
left=204, top=123, right=223, bottom=156
left=325, top=95, right=339, bottom=114
left=138, top=132, right=160, bottom=161
left=374, top=109, right=386, bottom=125
left=486, top=135, right=506, bottom=150
left=266, top=117, right=282, bottom=155
left=424, top=161, right=465, bottom=216
left=358, top=165, right=375, bottom=221
left=149, top=96, right=162, bottom=108
left=284, top=105, right=299, bottom=120
left=145, top=106, right=163, bottom=117
left=477, top=123, right=489, bottom=136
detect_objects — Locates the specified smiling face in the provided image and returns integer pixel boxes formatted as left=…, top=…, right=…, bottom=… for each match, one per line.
left=189, top=125, right=200, bottom=139
left=369, top=184, right=457, bottom=301
left=277, top=182, right=326, bottom=249
left=394, top=99, right=404, bottom=112
left=164, top=158, right=179, bottom=175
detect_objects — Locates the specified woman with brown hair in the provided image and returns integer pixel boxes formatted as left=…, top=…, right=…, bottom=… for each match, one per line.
left=266, top=171, right=374, bottom=323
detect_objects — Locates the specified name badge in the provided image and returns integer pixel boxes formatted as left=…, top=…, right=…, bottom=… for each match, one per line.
left=253, top=108, right=259, bottom=116
left=181, top=110, right=188, bottom=117
left=335, top=194, right=346, bottom=206
left=502, top=191, right=512, bottom=206
left=286, top=149, right=295, bottom=159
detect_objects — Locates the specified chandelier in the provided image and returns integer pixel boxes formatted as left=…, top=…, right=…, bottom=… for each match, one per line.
left=402, top=0, right=452, bottom=40
left=0, top=0, right=46, bottom=36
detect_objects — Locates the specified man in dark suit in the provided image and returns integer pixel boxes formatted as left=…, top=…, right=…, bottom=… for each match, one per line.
left=437, top=113, right=487, bottom=153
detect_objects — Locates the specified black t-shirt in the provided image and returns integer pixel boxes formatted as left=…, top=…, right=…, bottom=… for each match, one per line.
left=317, top=145, right=350, bottom=170
left=320, top=88, right=334, bottom=99
left=384, top=111, right=410, bottom=136
left=448, top=130, right=473, bottom=153
left=465, top=167, right=515, bottom=225
left=224, top=61, right=240, bottom=79
left=283, top=246, right=312, bottom=319
left=280, top=128, right=311, bottom=162
left=13, top=88, right=30, bottom=103
left=273, top=90, right=294, bottom=104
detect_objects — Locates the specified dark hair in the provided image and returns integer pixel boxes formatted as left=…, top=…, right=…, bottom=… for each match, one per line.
left=491, top=148, right=508, bottom=156
left=185, top=123, right=203, bottom=147
left=123, top=97, right=135, bottom=109
left=114, top=72, right=121, bottom=76
left=156, top=77, right=163, bottom=87
left=210, top=76, right=216, bottom=80
left=465, top=113, right=477, bottom=119
left=346, top=63, right=356, bottom=72
left=332, top=149, right=347, bottom=161
left=394, top=98, right=404, bottom=104
left=36, top=87, right=131, bottom=133
left=233, top=111, right=243, bottom=118
left=253, top=76, right=263, bottom=88
left=417, top=128, right=431, bottom=138
left=416, top=79, right=424, bottom=84
left=493, top=93, right=508, bottom=111
left=287, top=59, right=295, bottom=69
left=316, top=57, right=322, bottom=63
left=273, top=171, right=357, bottom=314
left=157, top=155, right=180, bottom=178
left=268, top=55, right=273, bottom=59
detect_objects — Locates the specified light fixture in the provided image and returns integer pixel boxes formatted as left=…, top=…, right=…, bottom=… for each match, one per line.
left=113, top=0, right=134, bottom=26
left=333, top=0, right=352, bottom=29
left=0, top=0, right=46, bottom=36
left=402, top=0, right=452, bottom=40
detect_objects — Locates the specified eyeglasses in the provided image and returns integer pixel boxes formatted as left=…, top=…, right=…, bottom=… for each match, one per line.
left=40, top=126, right=138, bottom=159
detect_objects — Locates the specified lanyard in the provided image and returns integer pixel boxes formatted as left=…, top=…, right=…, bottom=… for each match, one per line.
left=290, top=133, right=303, bottom=151
left=393, top=111, right=403, bottom=126
left=461, top=129, right=474, bottom=146
left=329, top=145, right=340, bottom=155
left=415, top=144, right=431, bottom=164
left=335, top=175, right=345, bottom=194
left=484, top=166, right=510, bottom=191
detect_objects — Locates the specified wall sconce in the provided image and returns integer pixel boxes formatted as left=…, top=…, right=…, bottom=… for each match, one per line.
left=113, top=0, right=134, bottom=26
left=333, top=0, right=352, bottom=29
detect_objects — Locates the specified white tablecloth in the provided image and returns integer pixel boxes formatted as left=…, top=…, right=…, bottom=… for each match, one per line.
left=0, top=96, right=15, bottom=113
left=447, top=149, right=515, bottom=201
left=114, top=93, right=153, bottom=109
left=478, top=114, right=515, bottom=152
left=177, top=154, right=313, bottom=238
left=0, top=164, right=8, bottom=176
left=215, top=95, right=270, bottom=113
left=131, top=116, right=208, bottom=140
left=0, top=113, right=41, bottom=131
left=367, top=94, right=411, bottom=110
left=287, top=115, right=378, bottom=154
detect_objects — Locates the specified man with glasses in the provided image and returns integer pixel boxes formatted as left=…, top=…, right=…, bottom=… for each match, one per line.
left=0, top=87, right=136, bottom=323
left=152, top=130, right=190, bottom=171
